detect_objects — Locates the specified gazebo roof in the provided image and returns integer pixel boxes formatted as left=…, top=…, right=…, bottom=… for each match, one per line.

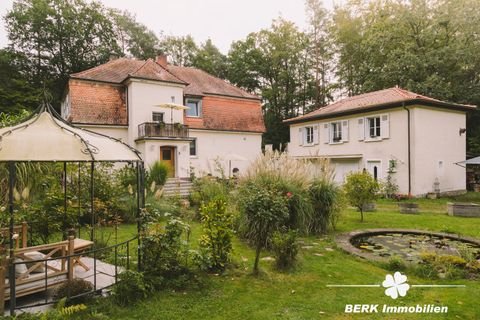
left=0, top=106, right=141, bottom=162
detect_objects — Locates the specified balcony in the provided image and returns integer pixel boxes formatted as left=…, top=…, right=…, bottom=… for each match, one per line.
left=138, top=122, right=189, bottom=139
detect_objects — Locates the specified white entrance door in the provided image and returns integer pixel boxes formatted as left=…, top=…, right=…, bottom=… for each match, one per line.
left=366, top=160, right=382, bottom=181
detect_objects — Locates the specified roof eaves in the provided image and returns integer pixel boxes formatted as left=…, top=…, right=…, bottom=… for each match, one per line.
left=284, top=99, right=476, bottom=124
left=203, top=91, right=262, bottom=101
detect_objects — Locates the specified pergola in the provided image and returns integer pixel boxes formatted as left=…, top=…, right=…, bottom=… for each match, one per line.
left=0, top=103, right=145, bottom=315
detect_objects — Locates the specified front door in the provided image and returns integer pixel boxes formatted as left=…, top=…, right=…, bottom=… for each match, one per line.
left=160, top=146, right=175, bottom=178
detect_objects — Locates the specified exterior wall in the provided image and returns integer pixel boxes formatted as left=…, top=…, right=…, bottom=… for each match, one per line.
left=66, top=80, right=127, bottom=125
left=410, top=107, right=466, bottom=195
left=288, top=107, right=410, bottom=193
left=136, top=140, right=191, bottom=178
left=127, top=80, right=185, bottom=145
left=185, top=95, right=265, bottom=133
left=189, top=129, right=263, bottom=177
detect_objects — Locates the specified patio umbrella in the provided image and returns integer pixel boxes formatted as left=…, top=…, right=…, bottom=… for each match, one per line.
left=154, top=103, right=189, bottom=123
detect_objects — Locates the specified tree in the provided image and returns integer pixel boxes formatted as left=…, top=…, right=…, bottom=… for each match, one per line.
left=158, top=35, right=198, bottom=66
left=305, top=0, right=334, bottom=108
left=239, top=183, right=289, bottom=274
left=192, top=39, right=227, bottom=78
left=330, top=0, right=480, bottom=153
left=5, top=0, right=120, bottom=106
left=110, top=9, right=159, bottom=60
left=344, top=171, right=379, bottom=222
left=227, top=18, right=315, bottom=149
left=0, top=49, right=41, bottom=113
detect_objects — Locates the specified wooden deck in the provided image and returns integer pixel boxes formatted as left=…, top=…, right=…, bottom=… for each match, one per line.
left=6, top=257, right=120, bottom=315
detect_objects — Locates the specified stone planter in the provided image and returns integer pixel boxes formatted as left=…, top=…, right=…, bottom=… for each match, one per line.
left=426, top=192, right=437, bottom=199
left=447, top=202, right=480, bottom=217
left=360, top=203, right=376, bottom=212
left=398, top=202, right=419, bottom=214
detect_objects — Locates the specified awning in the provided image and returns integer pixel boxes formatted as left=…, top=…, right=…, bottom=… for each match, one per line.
left=456, top=156, right=480, bottom=167
left=0, top=107, right=142, bottom=162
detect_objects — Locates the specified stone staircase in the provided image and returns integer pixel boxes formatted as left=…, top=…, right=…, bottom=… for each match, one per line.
left=162, top=178, right=193, bottom=197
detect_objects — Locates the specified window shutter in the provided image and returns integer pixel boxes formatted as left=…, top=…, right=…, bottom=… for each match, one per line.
left=298, top=127, right=304, bottom=146
left=342, top=120, right=349, bottom=142
left=313, top=125, right=319, bottom=144
left=381, top=114, right=390, bottom=139
left=358, top=118, right=365, bottom=141
left=323, top=123, right=330, bottom=144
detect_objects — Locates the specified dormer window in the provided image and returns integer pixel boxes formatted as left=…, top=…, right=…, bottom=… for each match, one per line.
left=186, top=98, right=201, bottom=117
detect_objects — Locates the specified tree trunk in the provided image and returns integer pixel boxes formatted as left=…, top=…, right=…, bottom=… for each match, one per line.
left=253, top=243, right=262, bottom=275
left=360, top=208, right=364, bottom=222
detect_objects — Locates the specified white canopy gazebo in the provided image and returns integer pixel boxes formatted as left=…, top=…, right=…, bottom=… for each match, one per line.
left=0, top=104, right=145, bottom=315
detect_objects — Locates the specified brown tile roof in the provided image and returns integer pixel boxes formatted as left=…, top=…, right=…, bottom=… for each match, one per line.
left=185, top=95, right=265, bottom=133
left=285, top=87, right=475, bottom=124
left=71, top=58, right=186, bottom=85
left=166, top=65, right=260, bottom=100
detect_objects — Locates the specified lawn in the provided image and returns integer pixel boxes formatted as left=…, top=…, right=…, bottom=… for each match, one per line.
left=90, top=194, right=480, bottom=320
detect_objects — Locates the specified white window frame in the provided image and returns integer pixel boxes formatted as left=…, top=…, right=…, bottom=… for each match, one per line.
left=185, top=98, right=202, bottom=117
left=367, top=116, right=381, bottom=139
left=189, top=138, right=197, bottom=157
left=330, top=121, right=343, bottom=143
left=304, top=126, right=314, bottom=145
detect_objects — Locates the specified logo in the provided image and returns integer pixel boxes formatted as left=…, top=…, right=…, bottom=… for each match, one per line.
left=327, top=271, right=466, bottom=314
left=382, top=272, right=409, bottom=299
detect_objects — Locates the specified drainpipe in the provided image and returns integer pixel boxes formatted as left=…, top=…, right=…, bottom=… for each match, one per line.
left=403, top=103, right=412, bottom=196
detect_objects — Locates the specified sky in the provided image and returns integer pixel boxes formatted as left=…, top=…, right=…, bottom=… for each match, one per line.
left=0, top=0, right=337, bottom=53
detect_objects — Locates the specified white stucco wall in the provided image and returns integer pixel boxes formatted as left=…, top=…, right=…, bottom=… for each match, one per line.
left=410, top=107, right=466, bottom=195
left=126, top=80, right=185, bottom=145
left=136, top=140, right=190, bottom=178
left=189, top=129, right=263, bottom=177
left=78, top=125, right=128, bottom=142
left=288, top=107, right=410, bottom=193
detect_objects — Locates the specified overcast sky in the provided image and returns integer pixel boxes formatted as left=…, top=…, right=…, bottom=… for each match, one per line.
left=0, top=0, right=338, bottom=53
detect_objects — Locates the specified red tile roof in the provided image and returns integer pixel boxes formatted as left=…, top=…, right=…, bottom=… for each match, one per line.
left=71, top=58, right=186, bottom=85
left=166, top=65, right=260, bottom=100
left=285, top=87, right=475, bottom=124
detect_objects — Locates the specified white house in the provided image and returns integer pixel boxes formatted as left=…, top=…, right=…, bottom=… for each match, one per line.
left=284, top=87, right=475, bottom=196
left=61, top=55, right=265, bottom=179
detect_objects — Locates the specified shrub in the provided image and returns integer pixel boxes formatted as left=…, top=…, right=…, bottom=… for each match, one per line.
left=418, top=252, right=468, bottom=279
left=190, top=176, right=230, bottom=206
left=309, top=178, right=343, bottom=234
left=271, top=229, right=299, bottom=270
left=148, top=161, right=169, bottom=187
left=238, top=182, right=289, bottom=274
left=385, top=255, right=407, bottom=271
left=240, top=151, right=335, bottom=234
left=112, top=270, right=151, bottom=306
left=197, top=199, right=233, bottom=272
left=54, top=279, right=93, bottom=305
left=344, top=171, right=380, bottom=221
left=141, top=216, right=193, bottom=288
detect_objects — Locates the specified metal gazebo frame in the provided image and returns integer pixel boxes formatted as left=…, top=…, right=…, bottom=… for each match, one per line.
left=0, top=103, right=145, bottom=315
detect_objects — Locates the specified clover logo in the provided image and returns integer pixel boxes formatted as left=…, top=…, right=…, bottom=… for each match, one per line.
left=382, top=271, right=410, bottom=299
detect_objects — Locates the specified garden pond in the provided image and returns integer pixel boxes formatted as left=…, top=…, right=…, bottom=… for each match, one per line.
left=352, top=232, right=480, bottom=263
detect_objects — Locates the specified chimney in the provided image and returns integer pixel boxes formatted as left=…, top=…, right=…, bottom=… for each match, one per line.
left=156, top=54, right=168, bottom=67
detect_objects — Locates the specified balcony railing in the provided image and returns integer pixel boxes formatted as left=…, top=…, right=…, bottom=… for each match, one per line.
left=138, top=122, right=189, bottom=139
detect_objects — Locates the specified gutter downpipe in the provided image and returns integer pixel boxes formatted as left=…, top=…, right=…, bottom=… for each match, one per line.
left=403, top=103, right=412, bottom=196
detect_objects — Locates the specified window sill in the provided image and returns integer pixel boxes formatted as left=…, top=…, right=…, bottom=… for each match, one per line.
left=190, top=156, right=199, bottom=159
left=302, top=143, right=316, bottom=147
left=186, top=115, right=202, bottom=119
left=365, top=138, right=383, bottom=142
left=329, top=141, right=345, bottom=145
